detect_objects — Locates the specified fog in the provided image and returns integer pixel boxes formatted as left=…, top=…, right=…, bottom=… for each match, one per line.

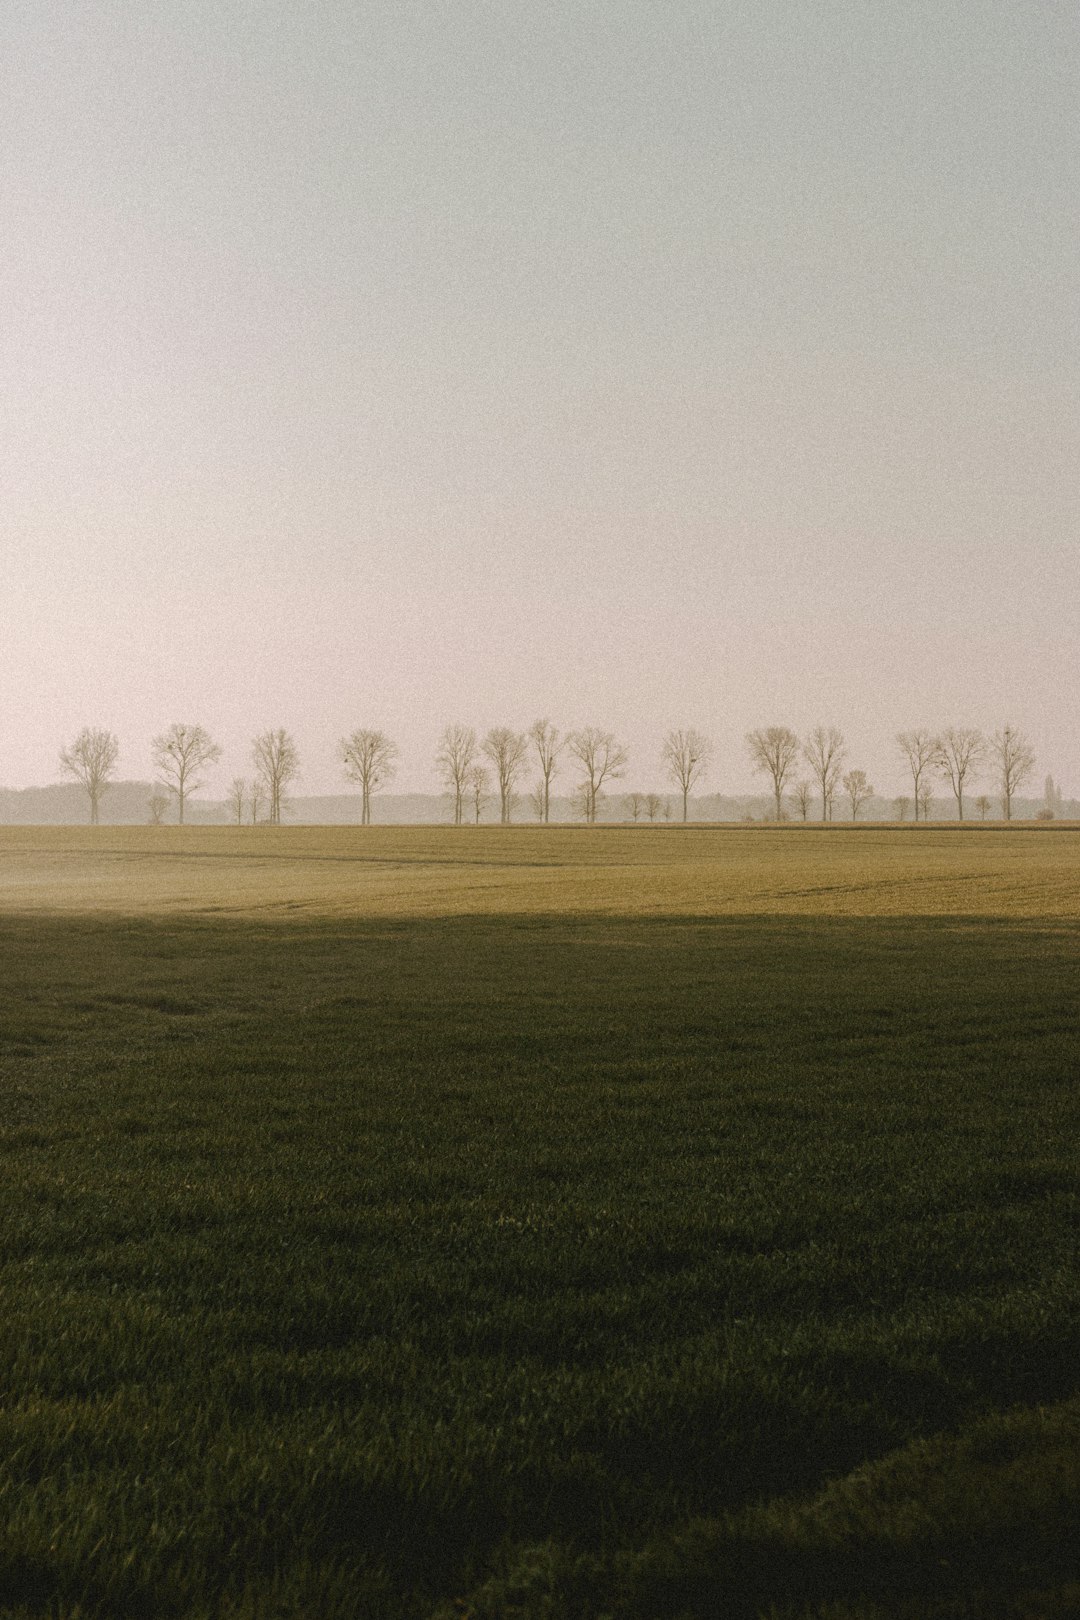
left=2, top=2, right=1077, bottom=799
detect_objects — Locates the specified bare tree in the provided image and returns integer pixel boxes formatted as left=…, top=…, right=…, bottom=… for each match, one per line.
left=527, top=780, right=545, bottom=821
left=482, top=727, right=529, bottom=824
left=148, top=790, right=169, bottom=826
left=843, top=768, right=873, bottom=820
left=933, top=727, right=985, bottom=822
left=894, top=795, right=910, bottom=822
left=645, top=792, right=662, bottom=822
left=150, top=723, right=221, bottom=825
left=662, top=728, right=712, bottom=822
left=976, top=794, right=990, bottom=821
left=896, top=730, right=937, bottom=822
left=59, top=727, right=119, bottom=824
left=227, top=778, right=247, bottom=825
left=340, top=729, right=398, bottom=826
left=251, top=729, right=300, bottom=826
left=803, top=726, right=846, bottom=822
left=918, top=783, right=934, bottom=822
left=746, top=727, right=799, bottom=822
left=435, top=725, right=476, bottom=826
left=993, top=724, right=1036, bottom=821
left=566, top=728, right=628, bottom=824
left=789, top=778, right=813, bottom=821
left=569, top=780, right=592, bottom=821
left=467, top=763, right=490, bottom=824
left=624, top=791, right=645, bottom=822
left=249, top=778, right=265, bottom=825
left=529, top=719, right=564, bottom=824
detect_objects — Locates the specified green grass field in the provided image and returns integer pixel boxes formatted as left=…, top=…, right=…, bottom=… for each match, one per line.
left=1, top=826, right=1078, bottom=1618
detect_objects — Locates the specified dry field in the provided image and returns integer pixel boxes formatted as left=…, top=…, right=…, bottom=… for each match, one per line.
left=1, top=821, right=1078, bottom=919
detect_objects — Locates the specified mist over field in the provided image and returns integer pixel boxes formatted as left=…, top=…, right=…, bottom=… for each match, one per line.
left=1, top=780, right=1076, bottom=827
left=1, top=2, right=1077, bottom=802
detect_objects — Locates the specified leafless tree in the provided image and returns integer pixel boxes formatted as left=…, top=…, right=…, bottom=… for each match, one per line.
left=227, top=778, right=247, bottom=825
left=150, top=722, right=221, bottom=825
left=569, top=780, right=592, bottom=821
left=251, top=728, right=300, bottom=825
left=843, top=768, right=873, bottom=820
left=340, top=729, right=398, bottom=826
left=789, top=778, right=813, bottom=821
left=645, top=792, right=662, bottom=822
left=529, top=719, right=563, bottom=823
left=918, top=784, right=934, bottom=822
left=527, top=781, right=545, bottom=821
left=993, top=724, right=1036, bottom=820
left=746, top=726, right=799, bottom=822
left=896, top=730, right=937, bottom=822
left=567, top=727, right=628, bottom=824
left=624, top=791, right=645, bottom=822
left=976, top=794, right=991, bottom=821
left=435, top=725, right=476, bottom=826
left=933, top=727, right=985, bottom=822
left=461, top=764, right=487, bottom=824
left=148, top=790, right=169, bottom=826
left=662, top=728, right=712, bottom=822
left=483, top=727, right=529, bottom=824
left=59, top=727, right=119, bottom=824
left=803, top=726, right=845, bottom=822
left=249, top=778, right=265, bottom=825
left=894, top=795, right=910, bottom=822
left=662, top=797, right=673, bottom=821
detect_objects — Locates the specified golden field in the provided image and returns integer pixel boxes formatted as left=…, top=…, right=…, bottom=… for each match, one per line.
left=0, top=821, right=1077, bottom=919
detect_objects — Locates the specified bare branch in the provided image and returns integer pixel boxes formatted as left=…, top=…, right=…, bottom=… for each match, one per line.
left=566, top=728, right=628, bottom=824
left=435, top=725, right=477, bottom=826
left=251, top=729, right=300, bottom=826
left=151, top=723, right=221, bottom=825
left=340, top=729, right=398, bottom=826
left=662, top=729, right=712, bottom=822
left=528, top=719, right=564, bottom=823
left=896, top=730, right=937, bottom=822
left=482, top=728, right=529, bottom=824
left=932, top=728, right=986, bottom=822
left=842, top=768, right=873, bottom=820
left=746, top=727, right=800, bottom=822
left=59, top=727, right=119, bottom=825
left=802, top=727, right=846, bottom=822
left=992, top=724, right=1036, bottom=821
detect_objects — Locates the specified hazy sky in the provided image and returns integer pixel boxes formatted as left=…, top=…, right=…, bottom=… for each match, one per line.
left=2, top=1, right=1077, bottom=799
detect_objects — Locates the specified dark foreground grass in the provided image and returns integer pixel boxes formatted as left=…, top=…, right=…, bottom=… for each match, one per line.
left=0, top=913, right=1078, bottom=1617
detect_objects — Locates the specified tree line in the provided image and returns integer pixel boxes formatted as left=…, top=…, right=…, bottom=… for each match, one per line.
left=53, top=718, right=1043, bottom=826
left=745, top=723, right=1038, bottom=823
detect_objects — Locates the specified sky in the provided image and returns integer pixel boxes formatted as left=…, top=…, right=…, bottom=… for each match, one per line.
left=2, top=0, right=1077, bottom=801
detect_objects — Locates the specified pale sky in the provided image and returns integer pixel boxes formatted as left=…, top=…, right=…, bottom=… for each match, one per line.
left=2, top=1, right=1077, bottom=799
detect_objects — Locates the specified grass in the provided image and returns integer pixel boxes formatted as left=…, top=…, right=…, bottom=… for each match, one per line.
left=0, top=826, right=1077, bottom=1617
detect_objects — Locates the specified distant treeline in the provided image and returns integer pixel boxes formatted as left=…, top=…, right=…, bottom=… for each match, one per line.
left=0, top=784, right=1073, bottom=829
left=4, top=719, right=1069, bottom=826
